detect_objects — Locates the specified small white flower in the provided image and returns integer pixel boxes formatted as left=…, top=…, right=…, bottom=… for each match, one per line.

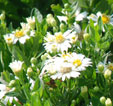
left=75, top=8, right=88, bottom=21
left=57, top=16, right=68, bottom=23
left=41, top=52, right=92, bottom=81
left=44, top=30, right=73, bottom=53
left=87, top=12, right=113, bottom=31
left=9, top=60, right=23, bottom=74
left=20, top=22, right=31, bottom=34
left=0, top=84, right=18, bottom=105
left=13, top=29, right=30, bottom=44
left=0, top=84, right=7, bottom=99
left=70, top=53, right=92, bottom=71
left=4, top=34, right=14, bottom=45
left=26, top=16, right=35, bottom=29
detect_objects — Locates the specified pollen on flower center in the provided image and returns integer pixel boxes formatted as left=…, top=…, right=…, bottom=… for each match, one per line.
left=62, top=54, right=71, bottom=59
left=102, top=14, right=110, bottom=24
left=55, top=33, right=65, bottom=43
left=7, top=37, right=12, bottom=41
left=73, top=59, right=82, bottom=67
left=15, top=30, right=24, bottom=38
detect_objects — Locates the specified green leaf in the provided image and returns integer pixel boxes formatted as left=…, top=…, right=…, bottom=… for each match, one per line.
left=51, top=4, right=63, bottom=15
left=12, top=45, right=30, bottom=66
left=1, top=71, right=10, bottom=82
left=44, top=99, right=52, bottom=106
left=98, top=16, right=103, bottom=34
left=31, top=92, right=42, bottom=106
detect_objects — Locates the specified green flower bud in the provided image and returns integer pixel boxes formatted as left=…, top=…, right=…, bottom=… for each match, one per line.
left=83, top=33, right=90, bottom=41
left=64, top=3, right=69, bottom=8
left=0, top=11, right=5, bottom=20
left=27, top=67, right=33, bottom=77
left=51, top=18, right=57, bottom=27
left=104, top=69, right=112, bottom=79
left=81, top=86, right=88, bottom=95
left=47, top=14, right=53, bottom=18
left=105, top=98, right=112, bottom=106
left=9, top=80, right=16, bottom=87
left=93, top=86, right=99, bottom=92
left=71, top=100, right=76, bottom=106
left=98, top=63, right=104, bottom=72
left=41, top=53, right=50, bottom=61
left=30, top=57, right=37, bottom=64
left=60, top=23, right=65, bottom=31
left=100, top=96, right=106, bottom=104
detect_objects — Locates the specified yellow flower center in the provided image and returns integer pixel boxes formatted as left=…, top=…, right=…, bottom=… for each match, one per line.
left=55, top=33, right=65, bottom=43
left=102, top=14, right=110, bottom=24
left=73, top=59, right=82, bottom=67
left=7, top=37, right=12, bottom=41
left=15, top=30, right=24, bottom=38
left=62, top=54, right=71, bottom=59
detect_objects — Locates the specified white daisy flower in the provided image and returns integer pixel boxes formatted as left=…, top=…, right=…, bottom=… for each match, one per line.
left=41, top=56, right=80, bottom=81
left=70, top=53, right=92, bottom=71
left=0, top=84, right=18, bottom=105
left=44, top=30, right=73, bottom=53
left=87, top=12, right=113, bottom=26
left=13, top=29, right=30, bottom=44
left=20, top=22, right=31, bottom=34
left=9, top=60, right=23, bottom=75
left=41, top=52, right=92, bottom=81
left=4, top=33, right=14, bottom=45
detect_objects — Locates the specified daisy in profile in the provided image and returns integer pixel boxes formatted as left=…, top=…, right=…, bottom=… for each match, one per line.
left=4, top=33, right=14, bottom=45
left=87, top=12, right=113, bottom=26
left=44, top=30, right=73, bottom=53
left=41, top=52, right=92, bottom=81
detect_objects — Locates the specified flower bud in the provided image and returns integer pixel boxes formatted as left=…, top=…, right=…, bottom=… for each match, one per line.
left=64, top=3, right=69, bottom=8
left=83, top=33, right=90, bottom=41
left=46, top=14, right=56, bottom=27
left=47, top=14, right=53, bottom=18
left=71, top=100, right=76, bottom=106
left=60, top=23, right=65, bottom=31
left=100, top=96, right=106, bottom=104
left=104, top=69, right=111, bottom=79
left=30, top=57, right=37, bottom=64
left=93, top=86, right=99, bottom=92
left=105, top=98, right=112, bottom=106
left=0, top=12, right=5, bottom=20
left=27, top=67, right=33, bottom=77
left=98, top=63, right=104, bottom=72
left=9, top=80, right=16, bottom=87
left=41, top=53, right=49, bottom=61
left=81, top=86, right=88, bottom=95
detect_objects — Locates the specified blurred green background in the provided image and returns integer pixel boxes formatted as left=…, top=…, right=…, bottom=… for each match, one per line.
left=0, top=0, right=62, bottom=28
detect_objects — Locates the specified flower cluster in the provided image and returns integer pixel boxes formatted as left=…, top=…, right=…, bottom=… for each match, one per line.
left=0, top=1, right=113, bottom=106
